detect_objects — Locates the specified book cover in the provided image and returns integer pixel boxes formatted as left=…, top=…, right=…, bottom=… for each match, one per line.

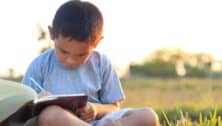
left=0, top=79, right=88, bottom=125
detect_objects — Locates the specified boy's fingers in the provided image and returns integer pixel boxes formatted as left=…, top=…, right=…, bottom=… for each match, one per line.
left=79, top=111, right=96, bottom=122
left=80, top=111, right=92, bottom=117
left=80, top=113, right=94, bottom=122
left=76, top=103, right=94, bottom=115
left=38, top=91, right=51, bottom=98
left=76, top=107, right=86, bottom=114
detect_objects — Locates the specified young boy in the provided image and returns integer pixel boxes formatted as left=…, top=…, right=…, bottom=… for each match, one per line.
left=22, top=0, right=159, bottom=126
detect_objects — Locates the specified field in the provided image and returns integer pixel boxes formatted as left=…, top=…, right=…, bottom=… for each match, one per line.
left=121, top=77, right=222, bottom=124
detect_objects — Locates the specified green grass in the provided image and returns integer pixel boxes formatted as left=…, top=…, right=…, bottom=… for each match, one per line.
left=121, top=77, right=222, bottom=109
left=121, top=77, right=222, bottom=125
left=161, top=109, right=222, bottom=126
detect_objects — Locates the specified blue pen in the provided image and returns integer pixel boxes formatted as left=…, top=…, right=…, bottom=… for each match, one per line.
left=30, top=77, right=45, bottom=92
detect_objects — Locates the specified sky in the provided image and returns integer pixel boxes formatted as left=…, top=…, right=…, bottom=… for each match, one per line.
left=0, top=0, right=222, bottom=76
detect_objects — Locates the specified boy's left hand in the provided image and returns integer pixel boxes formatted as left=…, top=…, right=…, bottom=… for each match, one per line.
left=38, top=91, right=51, bottom=98
left=76, top=102, right=98, bottom=122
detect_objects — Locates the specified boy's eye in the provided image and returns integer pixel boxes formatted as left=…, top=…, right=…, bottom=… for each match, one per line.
left=79, top=54, right=86, bottom=57
left=79, top=53, right=89, bottom=57
left=60, top=49, right=68, bottom=54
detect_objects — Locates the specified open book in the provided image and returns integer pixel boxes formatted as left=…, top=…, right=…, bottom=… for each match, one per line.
left=0, top=79, right=88, bottom=125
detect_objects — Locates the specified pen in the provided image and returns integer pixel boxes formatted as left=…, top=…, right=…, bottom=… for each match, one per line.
left=30, top=77, right=45, bottom=92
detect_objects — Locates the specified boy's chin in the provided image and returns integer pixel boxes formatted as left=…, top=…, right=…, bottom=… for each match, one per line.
left=64, top=64, right=79, bottom=69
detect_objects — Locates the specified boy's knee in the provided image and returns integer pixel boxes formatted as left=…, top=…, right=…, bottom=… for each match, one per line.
left=128, top=108, right=159, bottom=126
left=138, top=107, right=159, bottom=126
left=38, top=105, right=67, bottom=125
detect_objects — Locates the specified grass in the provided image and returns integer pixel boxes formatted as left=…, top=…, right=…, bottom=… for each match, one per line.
left=161, top=109, right=222, bottom=126
left=121, top=77, right=222, bottom=109
left=120, top=77, right=222, bottom=125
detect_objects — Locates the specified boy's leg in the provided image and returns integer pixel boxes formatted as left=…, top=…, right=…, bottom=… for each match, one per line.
left=118, top=108, right=159, bottom=126
left=37, top=105, right=91, bottom=126
left=103, top=108, right=159, bottom=126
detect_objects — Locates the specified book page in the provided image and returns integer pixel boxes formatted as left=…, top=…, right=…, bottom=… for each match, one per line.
left=33, top=93, right=86, bottom=104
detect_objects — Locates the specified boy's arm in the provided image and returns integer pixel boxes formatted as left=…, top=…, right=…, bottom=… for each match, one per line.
left=93, top=100, right=120, bottom=119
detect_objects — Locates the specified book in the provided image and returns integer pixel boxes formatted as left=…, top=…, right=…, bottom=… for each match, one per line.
left=0, top=79, right=88, bottom=125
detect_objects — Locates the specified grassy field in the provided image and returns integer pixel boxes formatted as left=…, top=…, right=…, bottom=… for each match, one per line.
left=120, top=77, right=222, bottom=124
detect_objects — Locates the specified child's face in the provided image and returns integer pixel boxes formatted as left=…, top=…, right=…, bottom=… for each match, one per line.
left=54, top=35, right=99, bottom=69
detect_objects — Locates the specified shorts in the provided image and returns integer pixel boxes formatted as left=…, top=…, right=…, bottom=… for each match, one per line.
left=24, top=108, right=132, bottom=126
left=93, top=108, right=132, bottom=126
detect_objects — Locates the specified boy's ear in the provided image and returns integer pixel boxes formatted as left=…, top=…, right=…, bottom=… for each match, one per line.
left=100, top=36, right=104, bottom=41
left=93, top=36, right=104, bottom=48
left=97, top=36, right=104, bottom=44
left=48, top=26, right=54, bottom=40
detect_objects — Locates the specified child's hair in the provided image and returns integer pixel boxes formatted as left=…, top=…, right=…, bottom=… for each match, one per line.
left=52, top=0, right=103, bottom=42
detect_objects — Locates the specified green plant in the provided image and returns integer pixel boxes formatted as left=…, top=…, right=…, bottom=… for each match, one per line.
left=161, top=109, right=222, bottom=126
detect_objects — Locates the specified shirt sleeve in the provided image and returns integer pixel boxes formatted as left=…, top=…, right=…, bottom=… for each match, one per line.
left=99, top=54, right=125, bottom=104
left=21, top=57, right=43, bottom=93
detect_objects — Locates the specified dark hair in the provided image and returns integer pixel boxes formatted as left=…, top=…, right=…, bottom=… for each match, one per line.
left=52, top=0, right=103, bottom=42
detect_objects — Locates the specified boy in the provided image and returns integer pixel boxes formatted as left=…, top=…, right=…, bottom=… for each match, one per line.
left=22, top=0, right=159, bottom=126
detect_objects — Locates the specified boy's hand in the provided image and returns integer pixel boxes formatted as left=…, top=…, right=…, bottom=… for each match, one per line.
left=38, top=91, right=51, bottom=98
left=76, top=102, right=97, bottom=122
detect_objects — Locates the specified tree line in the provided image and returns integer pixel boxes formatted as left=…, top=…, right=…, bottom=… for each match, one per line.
left=129, top=48, right=222, bottom=78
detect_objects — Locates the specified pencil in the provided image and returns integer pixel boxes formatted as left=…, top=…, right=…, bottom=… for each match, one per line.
left=30, top=77, right=45, bottom=92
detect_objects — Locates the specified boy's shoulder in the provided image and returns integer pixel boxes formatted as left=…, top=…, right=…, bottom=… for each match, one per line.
left=89, top=51, right=111, bottom=66
left=30, top=48, right=55, bottom=67
left=37, top=48, right=55, bottom=59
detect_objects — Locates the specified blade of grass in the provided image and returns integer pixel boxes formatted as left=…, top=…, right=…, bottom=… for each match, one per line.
left=199, top=112, right=203, bottom=126
left=162, top=111, right=172, bottom=126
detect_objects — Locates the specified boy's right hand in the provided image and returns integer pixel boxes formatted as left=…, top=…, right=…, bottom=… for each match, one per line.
left=38, top=91, right=51, bottom=98
left=76, top=102, right=98, bottom=122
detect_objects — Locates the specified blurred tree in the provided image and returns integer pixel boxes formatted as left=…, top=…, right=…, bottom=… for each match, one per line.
left=129, top=48, right=215, bottom=78
left=130, top=59, right=177, bottom=77
left=36, top=24, right=53, bottom=54
left=7, top=68, right=15, bottom=78
left=184, top=64, right=209, bottom=77
left=0, top=68, right=23, bottom=82
left=148, top=48, right=187, bottom=63
left=187, top=53, right=213, bottom=70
